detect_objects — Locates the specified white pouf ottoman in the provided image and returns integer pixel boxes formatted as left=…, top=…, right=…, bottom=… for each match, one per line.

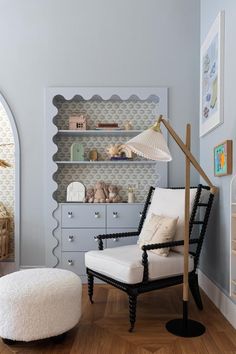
left=0, top=268, right=82, bottom=342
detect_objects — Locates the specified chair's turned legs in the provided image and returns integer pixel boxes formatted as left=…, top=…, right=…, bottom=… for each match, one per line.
left=88, top=274, right=94, bottom=304
left=2, top=338, right=16, bottom=346
left=128, top=295, right=137, bottom=332
left=189, top=274, right=203, bottom=310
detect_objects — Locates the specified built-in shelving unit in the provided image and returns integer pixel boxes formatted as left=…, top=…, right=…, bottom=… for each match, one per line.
left=45, top=87, right=168, bottom=268
left=230, top=175, right=236, bottom=300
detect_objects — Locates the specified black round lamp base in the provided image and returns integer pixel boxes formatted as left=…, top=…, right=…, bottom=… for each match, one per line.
left=166, top=319, right=205, bottom=338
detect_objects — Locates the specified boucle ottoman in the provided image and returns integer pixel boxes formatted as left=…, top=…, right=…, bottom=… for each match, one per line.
left=0, top=268, right=82, bottom=342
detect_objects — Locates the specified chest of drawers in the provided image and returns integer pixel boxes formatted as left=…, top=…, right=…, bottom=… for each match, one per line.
left=59, top=203, right=144, bottom=282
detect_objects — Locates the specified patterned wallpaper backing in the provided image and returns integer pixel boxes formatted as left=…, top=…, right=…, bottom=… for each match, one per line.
left=53, top=96, right=160, bottom=203
left=0, top=102, right=15, bottom=259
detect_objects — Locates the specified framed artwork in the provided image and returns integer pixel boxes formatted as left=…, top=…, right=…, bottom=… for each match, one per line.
left=214, top=140, right=232, bottom=177
left=200, top=11, right=225, bottom=137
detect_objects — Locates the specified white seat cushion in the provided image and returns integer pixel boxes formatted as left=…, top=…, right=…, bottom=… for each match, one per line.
left=145, top=188, right=197, bottom=253
left=85, top=244, right=194, bottom=284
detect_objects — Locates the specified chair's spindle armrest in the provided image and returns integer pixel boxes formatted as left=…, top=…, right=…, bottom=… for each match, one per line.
left=141, top=238, right=198, bottom=251
left=142, top=249, right=149, bottom=282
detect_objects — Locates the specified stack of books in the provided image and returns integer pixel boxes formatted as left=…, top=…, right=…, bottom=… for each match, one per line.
left=96, top=123, right=120, bottom=130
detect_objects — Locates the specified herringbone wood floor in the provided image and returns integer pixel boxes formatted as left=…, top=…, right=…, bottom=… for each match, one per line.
left=1, top=284, right=236, bottom=354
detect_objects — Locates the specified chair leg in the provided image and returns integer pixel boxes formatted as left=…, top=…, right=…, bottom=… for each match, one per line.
left=128, top=295, right=137, bottom=332
left=88, top=274, right=94, bottom=304
left=189, top=274, right=203, bottom=310
left=2, top=338, right=16, bottom=345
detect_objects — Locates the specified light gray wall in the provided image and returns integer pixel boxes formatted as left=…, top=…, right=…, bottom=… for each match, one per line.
left=0, top=0, right=200, bottom=266
left=200, top=0, right=236, bottom=297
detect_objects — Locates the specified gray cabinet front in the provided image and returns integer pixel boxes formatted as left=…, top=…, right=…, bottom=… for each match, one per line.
left=62, top=252, right=86, bottom=275
left=62, top=228, right=106, bottom=252
left=59, top=203, right=144, bottom=281
left=107, top=204, right=143, bottom=228
left=61, top=204, right=106, bottom=228
left=106, top=228, right=138, bottom=248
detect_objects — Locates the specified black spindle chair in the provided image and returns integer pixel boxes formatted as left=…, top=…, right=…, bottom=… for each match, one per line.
left=85, top=184, right=214, bottom=332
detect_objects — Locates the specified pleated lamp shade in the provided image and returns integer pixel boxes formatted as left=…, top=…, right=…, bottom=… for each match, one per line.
left=126, top=128, right=172, bottom=161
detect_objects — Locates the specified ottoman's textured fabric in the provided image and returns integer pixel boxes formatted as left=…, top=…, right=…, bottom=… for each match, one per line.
left=0, top=268, right=82, bottom=341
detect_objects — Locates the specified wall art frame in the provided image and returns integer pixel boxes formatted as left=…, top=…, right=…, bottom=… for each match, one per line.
left=200, top=11, right=225, bottom=137
left=214, top=140, right=232, bottom=177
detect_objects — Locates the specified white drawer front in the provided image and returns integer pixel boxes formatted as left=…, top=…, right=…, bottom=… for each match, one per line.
left=61, top=204, right=106, bottom=228
left=106, top=228, right=138, bottom=248
left=107, top=204, right=144, bottom=228
left=62, top=252, right=86, bottom=275
left=62, top=228, right=106, bottom=252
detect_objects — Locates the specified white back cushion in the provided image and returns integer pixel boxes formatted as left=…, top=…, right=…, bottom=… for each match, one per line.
left=145, top=188, right=197, bottom=253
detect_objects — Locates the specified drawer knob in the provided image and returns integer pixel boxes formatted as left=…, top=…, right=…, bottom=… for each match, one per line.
left=113, top=212, right=118, bottom=218
left=68, top=259, right=73, bottom=266
left=94, top=212, right=100, bottom=218
left=139, top=212, right=143, bottom=218
left=113, top=238, right=118, bottom=242
left=68, top=235, right=74, bottom=242
left=68, top=211, right=73, bottom=218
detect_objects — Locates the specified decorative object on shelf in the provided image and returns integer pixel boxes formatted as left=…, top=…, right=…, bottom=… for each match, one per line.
left=107, top=144, right=133, bottom=160
left=0, top=202, right=8, bottom=218
left=97, top=122, right=119, bottom=129
left=107, top=144, right=121, bottom=159
left=107, top=185, right=122, bottom=203
left=0, top=216, right=10, bottom=260
left=200, top=11, right=225, bottom=137
left=94, top=181, right=109, bottom=203
left=71, top=143, right=84, bottom=161
left=119, top=144, right=133, bottom=159
left=66, top=181, right=85, bottom=202
left=69, top=114, right=87, bottom=130
left=126, top=115, right=217, bottom=337
left=124, top=121, right=133, bottom=130
left=214, top=140, right=232, bottom=177
left=83, top=187, right=94, bottom=203
left=89, top=149, right=98, bottom=161
left=0, top=159, right=11, bottom=168
left=127, top=186, right=135, bottom=203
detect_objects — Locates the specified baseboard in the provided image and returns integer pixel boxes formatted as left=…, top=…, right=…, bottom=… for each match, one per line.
left=198, top=269, right=236, bottom=329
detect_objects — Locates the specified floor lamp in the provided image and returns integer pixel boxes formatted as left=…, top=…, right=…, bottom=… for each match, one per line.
left=126, top=115, right=217, bottom=337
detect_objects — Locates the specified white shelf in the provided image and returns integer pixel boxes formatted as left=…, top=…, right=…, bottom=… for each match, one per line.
left=232, top=203, right=236, bottom=205
left=60, top=202, right=144, bottom=205
left=55, top=160, right=156, bottom=165
left=57, top=129, right=142, bottom=137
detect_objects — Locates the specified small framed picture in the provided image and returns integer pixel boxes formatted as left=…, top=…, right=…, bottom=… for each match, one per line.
left=214, top=140, right=232, bottom=177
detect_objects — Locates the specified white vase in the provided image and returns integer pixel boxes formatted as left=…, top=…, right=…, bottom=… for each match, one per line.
left=128, top=191, right=135, bottom=203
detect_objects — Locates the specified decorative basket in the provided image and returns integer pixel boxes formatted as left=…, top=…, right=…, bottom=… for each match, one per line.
left=0, top=217, right=10, bottom=260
